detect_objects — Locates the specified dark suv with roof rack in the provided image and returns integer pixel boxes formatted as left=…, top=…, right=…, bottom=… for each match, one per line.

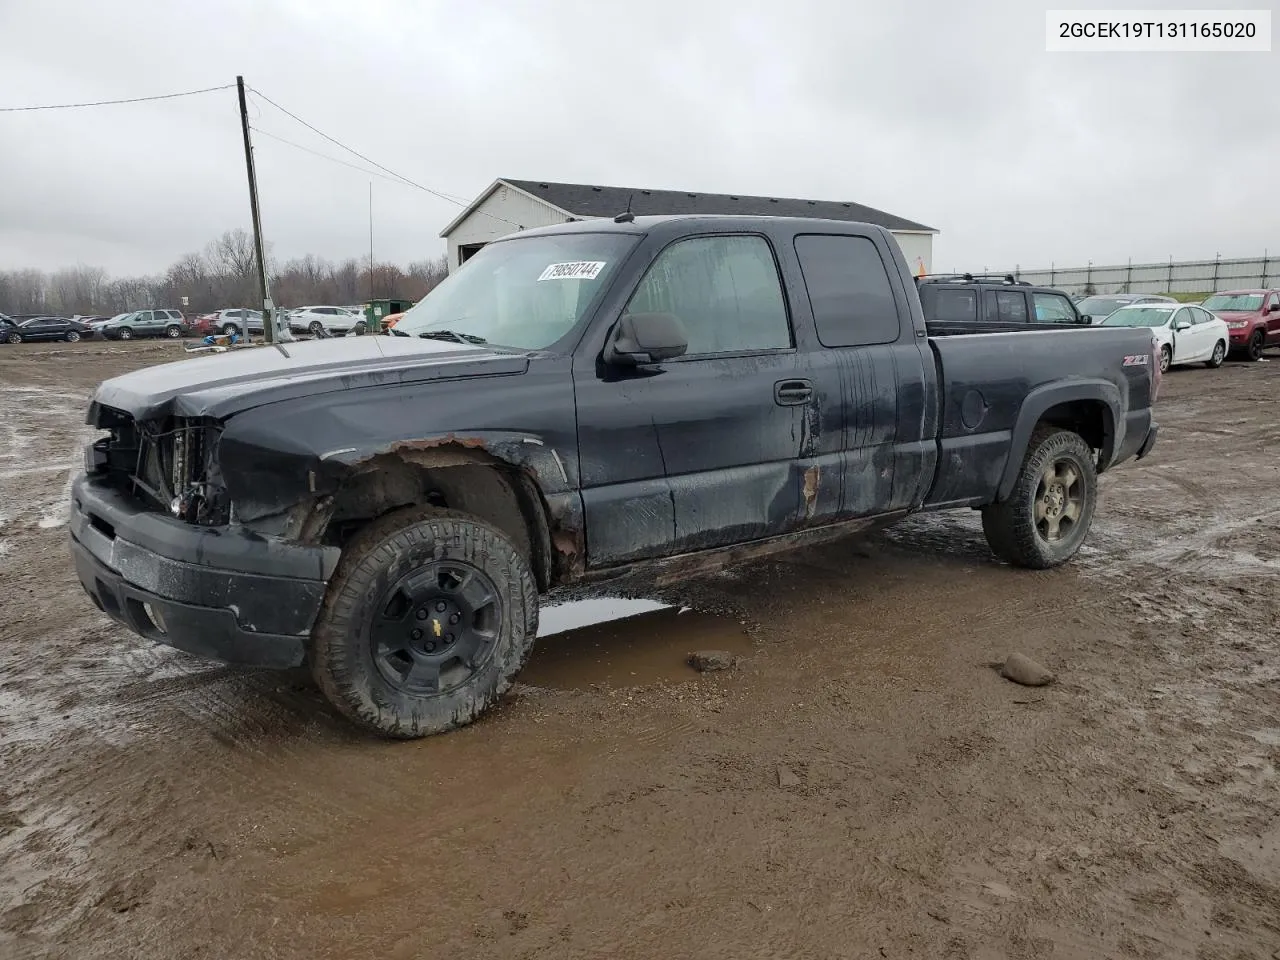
left=917, top=274, right=1087, bottom=334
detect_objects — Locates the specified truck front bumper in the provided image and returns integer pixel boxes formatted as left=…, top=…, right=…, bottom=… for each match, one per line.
left=68, top=474, right=340, bottom=668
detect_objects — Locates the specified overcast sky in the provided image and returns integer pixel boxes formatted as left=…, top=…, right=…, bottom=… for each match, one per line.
left=1, top=0, right=1276, bottom=276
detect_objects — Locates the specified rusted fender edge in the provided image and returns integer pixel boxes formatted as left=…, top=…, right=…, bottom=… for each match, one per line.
left=311, top=431, right=586, bottom=585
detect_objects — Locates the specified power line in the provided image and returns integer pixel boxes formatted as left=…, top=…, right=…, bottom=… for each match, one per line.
left=0, top=83, right=234, bottom=113
left=247, top=87, right=521, bottom=228
left=250, top=125, right=431, bottom=190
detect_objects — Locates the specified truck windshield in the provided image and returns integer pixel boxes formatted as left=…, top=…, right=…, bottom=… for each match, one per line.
left=393, top=233, right=638, bottom=349
left=1202, top=293, right=1264, bottom=312
left=1101, top=307, right=1175, bottom=328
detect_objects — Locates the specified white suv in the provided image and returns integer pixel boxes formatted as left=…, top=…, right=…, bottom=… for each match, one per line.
left=287, top=305, right=365, bottom=337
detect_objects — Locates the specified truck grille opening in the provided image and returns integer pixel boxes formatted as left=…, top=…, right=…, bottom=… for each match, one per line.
left=92, top=406, right=228, bottom=525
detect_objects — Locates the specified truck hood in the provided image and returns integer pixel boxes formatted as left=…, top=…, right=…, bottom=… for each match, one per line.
left=90, top=335, right=530, bottom=422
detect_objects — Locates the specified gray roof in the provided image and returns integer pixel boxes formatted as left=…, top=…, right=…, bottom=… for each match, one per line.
left=502, top=179, right=935, bottom=233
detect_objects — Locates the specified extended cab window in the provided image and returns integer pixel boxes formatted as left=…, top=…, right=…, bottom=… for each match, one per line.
left=1032, top=293, right=1078, bottom=324
left=627, top=235, right=791, bottom=355
left=793, top=234, right=899, bottom=347
left=934, top=289, right=977, bottom=322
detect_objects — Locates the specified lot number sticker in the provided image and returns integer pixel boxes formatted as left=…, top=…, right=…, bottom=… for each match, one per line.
left=537, top=261, right=607, bottom=281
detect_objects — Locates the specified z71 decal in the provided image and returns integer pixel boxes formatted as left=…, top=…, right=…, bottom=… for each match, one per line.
left=1123, top=354, right=1150, bottom=366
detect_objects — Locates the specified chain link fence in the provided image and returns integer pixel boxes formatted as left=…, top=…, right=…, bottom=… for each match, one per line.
left=989, top=254, right=1276, bottom=296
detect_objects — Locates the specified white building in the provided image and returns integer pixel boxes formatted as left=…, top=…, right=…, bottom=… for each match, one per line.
left=440, top=178, right=937, bottom=275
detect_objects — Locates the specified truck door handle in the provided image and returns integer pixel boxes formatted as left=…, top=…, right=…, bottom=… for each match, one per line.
left=774, top=379, right=813, bottom=405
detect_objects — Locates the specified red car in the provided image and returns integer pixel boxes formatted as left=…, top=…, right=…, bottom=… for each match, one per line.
left=1202, top=289, right=1280, bottom=360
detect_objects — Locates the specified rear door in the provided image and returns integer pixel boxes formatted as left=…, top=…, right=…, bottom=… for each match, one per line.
left=789, top=230, right=934, bottom=521
left=982, top=289, right=1030, bottom=325
left=1189, top=306, right=1220, bottom=358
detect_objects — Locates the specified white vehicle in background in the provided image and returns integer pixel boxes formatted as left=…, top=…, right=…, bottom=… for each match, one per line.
left=1100, top=302, right=1229, bottom=373
left=287, top=305, right=365, bottom=337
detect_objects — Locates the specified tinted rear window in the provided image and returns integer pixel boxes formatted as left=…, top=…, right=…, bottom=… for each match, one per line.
left=793, top=234, right=900, bottom=347
left=932, top=288, right=978, bottom=322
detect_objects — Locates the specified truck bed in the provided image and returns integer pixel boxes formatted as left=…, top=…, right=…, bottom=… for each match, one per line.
left=921, top=324, right=1156, bottom=509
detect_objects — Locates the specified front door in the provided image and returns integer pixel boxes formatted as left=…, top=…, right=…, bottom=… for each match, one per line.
left=574, top=233, right=804, bottom=564
left=1170, top=307, right=1198, bottom=363
left=1266, top=292, right=1280, bottom=344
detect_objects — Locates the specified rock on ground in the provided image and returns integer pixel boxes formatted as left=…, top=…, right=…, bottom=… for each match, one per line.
left=688, top=650, right=735, bottom=672
left=1001, top=653, right=1054, bottom=687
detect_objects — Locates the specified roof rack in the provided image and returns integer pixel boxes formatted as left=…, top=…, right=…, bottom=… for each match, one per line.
left=917, top=273, right=1031, bottom=286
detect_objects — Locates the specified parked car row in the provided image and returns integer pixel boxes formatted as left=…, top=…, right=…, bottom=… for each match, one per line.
left=0, top=313, right=93, bottom=343
left=918, top=275, right=1280, bottom=371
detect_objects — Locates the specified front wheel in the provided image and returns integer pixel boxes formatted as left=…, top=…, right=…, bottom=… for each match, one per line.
left=6, top=331, right=22, bottom=344
left=65, top=330, right=81, bottom=343
left=1205, top=340, right=1226, bottom=368
left=1245, top=330, right=1265, bottom=361
left=310, top=506, right=538, bottom=739
left=981, top=428, right=1098, bottom=569
left=116, top=327, right=133, bottom=341
left=1159, top=345, right=1172, bottom=373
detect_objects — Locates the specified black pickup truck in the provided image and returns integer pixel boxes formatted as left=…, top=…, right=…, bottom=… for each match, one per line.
left=69, top=215, right=1159, bottom=738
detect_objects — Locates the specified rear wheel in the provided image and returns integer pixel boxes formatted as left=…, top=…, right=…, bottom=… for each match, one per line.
left=116, top=327, right=133, bottom=340
left=1205, top=340, right=1226, bottom=368
left=1245, top=329, right=1265, bottom=361
left=165, top=324, right=182, bottom=338
left=221, top=323, right=239, bottom=337
left=1159, top=345, right=1172, bottom=373
left=353, top=321, right=367, bottom=336
left=981, top=428, right=1097, bottom=569
left=310, top=505, right=538, bottom=739
left=65, top=330, right=81, bottom=342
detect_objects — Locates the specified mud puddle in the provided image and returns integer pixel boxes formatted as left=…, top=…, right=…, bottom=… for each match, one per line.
left=523, top=596, right=752, bottom=689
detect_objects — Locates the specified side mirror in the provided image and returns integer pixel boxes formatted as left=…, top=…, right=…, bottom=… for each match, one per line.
left=604, top=312, right=688, bottom=366
left=1175, top=321, right=1192, bottom=332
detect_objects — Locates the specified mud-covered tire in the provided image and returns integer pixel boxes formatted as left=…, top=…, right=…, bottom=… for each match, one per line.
left=1245, top=330, right=1265, bottom=361
left=310, top=505, right=538, bottom=739
left=981, top=427, right=1097, bottom=570
left=1205, top=340, right=1226, bottom=368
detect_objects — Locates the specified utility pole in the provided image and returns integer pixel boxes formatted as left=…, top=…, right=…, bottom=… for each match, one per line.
left=369, top=181, right=375, bottom=302
left=236, top=76, right=278, bottom=344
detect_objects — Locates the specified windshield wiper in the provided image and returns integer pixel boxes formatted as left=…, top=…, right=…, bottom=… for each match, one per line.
left=418, top=329, right=487, bottom=345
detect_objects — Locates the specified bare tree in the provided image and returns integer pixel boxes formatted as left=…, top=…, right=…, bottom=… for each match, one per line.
left=0, top=237, right=451, bottom=316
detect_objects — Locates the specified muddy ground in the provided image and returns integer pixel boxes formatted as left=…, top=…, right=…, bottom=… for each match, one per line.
left=1, top=340, right=1278, bottom=960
